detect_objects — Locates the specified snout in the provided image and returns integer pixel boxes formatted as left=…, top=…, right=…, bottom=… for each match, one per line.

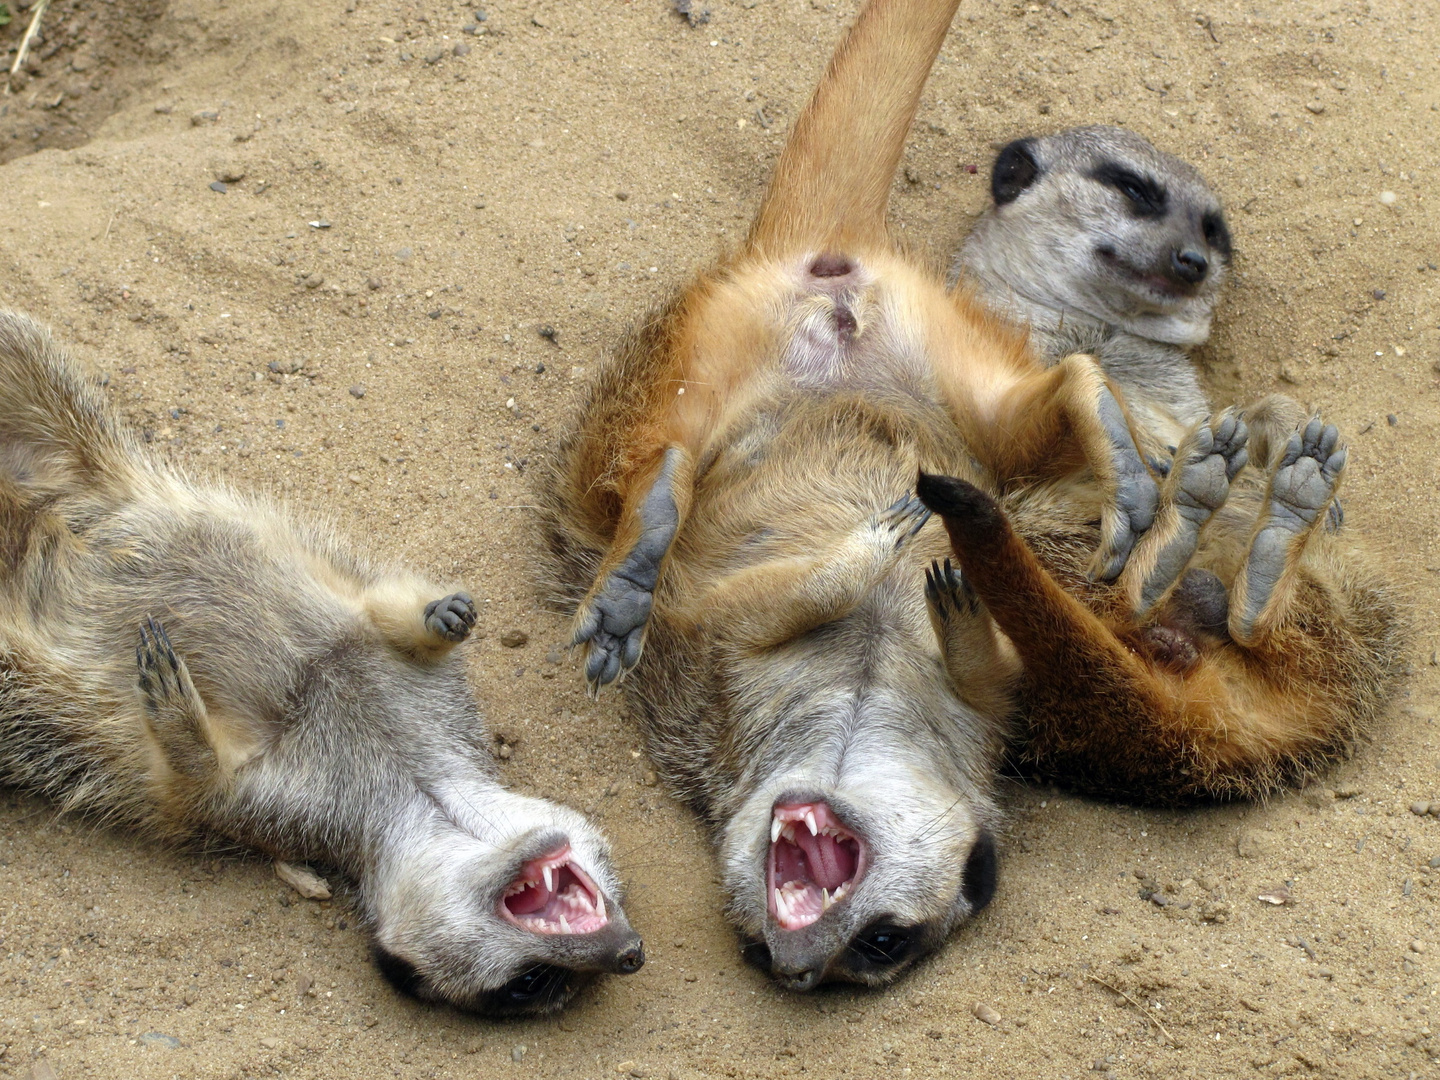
left=567, top=919, right=646, bottom=976
left=601, top=928, right=646, bottom=975
left=1169, top=246, right=1209, bottom=286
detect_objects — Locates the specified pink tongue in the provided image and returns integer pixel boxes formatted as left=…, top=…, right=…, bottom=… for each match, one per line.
left=794, top=830, right=856, bottom=891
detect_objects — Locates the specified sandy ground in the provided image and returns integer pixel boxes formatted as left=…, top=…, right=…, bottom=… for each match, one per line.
left=1, top=0, right=1439, bottom=1077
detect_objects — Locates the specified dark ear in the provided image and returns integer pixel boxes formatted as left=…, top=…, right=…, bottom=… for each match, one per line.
left=991, top=139, right=1041, bottom=205
left=372, top=945, right=425, bottom=998
left=961, top=829, right=998, bottom=912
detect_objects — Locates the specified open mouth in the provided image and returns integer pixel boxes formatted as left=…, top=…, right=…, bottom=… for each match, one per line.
left=767, top=802, right=866, bottom=931
left=499, top=845, right=608, bottom=935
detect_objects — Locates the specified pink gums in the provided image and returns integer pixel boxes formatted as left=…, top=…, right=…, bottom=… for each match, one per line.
left=499, top=845, right=609, bottom=936
left=767, top=802, right=866, bottom=931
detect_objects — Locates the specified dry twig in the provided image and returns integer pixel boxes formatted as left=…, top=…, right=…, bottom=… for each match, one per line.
left=6, top=0, right=51, bottom=95
left=1085, top=973, right=1178, bottom=1045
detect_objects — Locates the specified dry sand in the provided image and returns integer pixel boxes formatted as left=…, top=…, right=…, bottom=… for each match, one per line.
left=2, top=1, right=1439, bottom=1077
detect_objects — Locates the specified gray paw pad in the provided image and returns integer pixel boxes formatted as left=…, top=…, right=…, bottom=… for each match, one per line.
left=1094, top=388, right=1159, bottom=581
left=1268, top=419, right=1345, bottom=531
left=424, top=592, right=478, bottom=642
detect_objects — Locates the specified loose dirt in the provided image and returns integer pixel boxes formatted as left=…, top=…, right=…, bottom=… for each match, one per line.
left=1, top=1, right=1438, bottom=1078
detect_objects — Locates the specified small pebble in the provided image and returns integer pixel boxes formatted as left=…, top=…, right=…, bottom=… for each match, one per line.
left=425, top=49, right=446, bottom=65
left=1410, top=801, right=1430, bottom=816
left=296, top=974, right=314, bottom=997
left=191, top=109, right=220, bottom=125
left=1387, top=414, right=1398, bottom=427
left=259, top=1037, right=280, bottom=1050
left=215, top=163, right=246, bottom=183
left=349, top=385, right=366, bottom=399
left=154, top=102, right=174, bottom=114
left=1304, top=101, right=1325, bottom=114
left=209, top=181, right=228, bottom=194
left=538, top=324, right=557, bottom=341
left=454, top=42, right=471, bottom=57
left=139, top=1033, right=181, bottom=1050
left=972, top=1002, right=1001, bottom=1025
left=500, top=629, right=529, bottom=648
left=1378, top=190, right=1398, bottom=206
left=29, top=1064, right=59, bottom=1080
left=275, top=860, right=332, bottom=900
left=1411, top=940, right=1427, bottom=954
left=512, top=1045, right=528, bottom=1063
left=1373, top=289, right=1387, bottom=300
left=1429, top=856, right=1440, bottom=869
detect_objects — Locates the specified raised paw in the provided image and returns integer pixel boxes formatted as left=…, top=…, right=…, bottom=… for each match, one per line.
left=424, top=592, right=478, bottom=643
left=136, top=618, right=199, bottom=714
left=924, top=558, right=979, bottom=624
left=1267, top=418, right=1345, bottom=532
left=871, top=492, right=933, bottom=549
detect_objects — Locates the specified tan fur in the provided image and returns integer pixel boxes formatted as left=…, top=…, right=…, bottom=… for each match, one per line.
left=542, top=0, right=1402, bottom=989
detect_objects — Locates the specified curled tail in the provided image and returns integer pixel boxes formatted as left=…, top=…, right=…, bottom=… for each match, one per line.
left=0, top=310, right=136, bottom=500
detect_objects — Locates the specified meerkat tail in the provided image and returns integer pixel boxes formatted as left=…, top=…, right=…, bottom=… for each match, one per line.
left=748, top=0, right=962, bottom=254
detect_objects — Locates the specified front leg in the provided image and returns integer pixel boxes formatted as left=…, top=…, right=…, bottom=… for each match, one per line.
left=365, top=580, right=477, bottom=662
left=937, top=353, right=1159, bottom=583
left=573, top=447, right=689, bottom=689
left=673, top=493, right=931, bottom=650
left=924, top=559, right=1019, bottom=718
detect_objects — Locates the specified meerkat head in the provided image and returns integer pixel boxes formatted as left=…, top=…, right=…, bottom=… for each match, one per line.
left=716, top=686, right=999, bottom=991
left=961, top=125, right=1232, bottom=346
left=366, top=789, right=643, bottom=1016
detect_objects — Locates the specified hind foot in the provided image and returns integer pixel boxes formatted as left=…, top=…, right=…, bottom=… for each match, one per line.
left=1090, top=386, right=1160, bottom=582
left=574, top=449, right=683, bottom=690
left=424, top=592, right=477, bottom=643
left=1230, top=418, right=1346, bottom=644
left=1122, top=411, right=1249, bottom=616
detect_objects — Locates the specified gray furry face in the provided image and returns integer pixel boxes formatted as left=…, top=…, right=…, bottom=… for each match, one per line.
left=961, top=125, right=1231, bottom=346
left=367, top=791, right=643, bottom=1016
left=712, top=633, right=1000, bottom=991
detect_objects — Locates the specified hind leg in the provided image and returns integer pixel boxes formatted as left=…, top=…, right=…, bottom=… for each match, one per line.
left=1229, top=418, right=1346, bottom=646
left=364, top=581, right=477, bottom=662
left=1118, top=410, right=1249, bottom=617
left=573, top=447, right=688, bottom=689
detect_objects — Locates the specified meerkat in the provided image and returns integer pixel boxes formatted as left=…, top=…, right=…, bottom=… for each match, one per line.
left=542, top=0, right=1400, bottom=990
left=0, top=311, right=643, bottom=1016
left=954, top=125, right=1233, bottom=444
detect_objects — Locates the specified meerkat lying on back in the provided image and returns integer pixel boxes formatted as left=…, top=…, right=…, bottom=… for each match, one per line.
left=955, top=125, right=1232, bottom=443
left=0, top=312, right=642, bottom=1015
left=544, top=0, right=1401, bottom=992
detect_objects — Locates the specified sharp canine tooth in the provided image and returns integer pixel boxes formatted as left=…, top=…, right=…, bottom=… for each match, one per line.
left=821, top=888, right=832, bottom=911
left=596, top=890, right=606, bottom=919
left=804, top=810, right=818, bottom=836
left=559, top=915, right=571, bottom=934
left=771, top=817, right=782, bottom=843
left=543, top=865, right=554, bottom=892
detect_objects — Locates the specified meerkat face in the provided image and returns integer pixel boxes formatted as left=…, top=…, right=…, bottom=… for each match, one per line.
left=968, top=125, right=1232, bottom=346
left=716, top=692, right=998, bottom=991
left=368, top=791, right=643, bottom=1016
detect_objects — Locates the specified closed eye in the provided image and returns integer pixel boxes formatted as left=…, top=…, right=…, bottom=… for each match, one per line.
left=1090, top=163, right=1167, bottom=218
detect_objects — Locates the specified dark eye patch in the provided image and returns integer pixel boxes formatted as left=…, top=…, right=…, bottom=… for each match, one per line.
left=1090, top=163, right=1168, bottom=218
left=1201, top=211, right=1232, bottom=260
left=850, top=921, right=918, bottom=967
left=991, top=138, right=1041, bottom=205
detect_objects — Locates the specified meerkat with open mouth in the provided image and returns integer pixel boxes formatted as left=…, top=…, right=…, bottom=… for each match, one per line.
left=0, top=311, right=642, bottom=1016
left=543, top=0, right=1400, bottom=991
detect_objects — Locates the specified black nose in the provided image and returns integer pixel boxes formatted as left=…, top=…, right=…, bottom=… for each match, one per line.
left=616, top=941, right=645, bottom=975
left=774, top=967, right=822, bottom=992
left=1171, top=247, right=1209, bottom=285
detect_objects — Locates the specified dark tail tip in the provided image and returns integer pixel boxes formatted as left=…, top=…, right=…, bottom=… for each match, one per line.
left=915, top=471, right=1001, bottom=523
